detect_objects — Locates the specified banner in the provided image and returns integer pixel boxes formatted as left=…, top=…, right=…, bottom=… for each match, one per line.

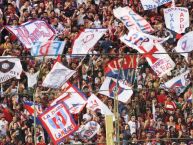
left=72, top=29, right=107, bottom=55
left=140, top=0, right=172, bottom=10
left=38, top=103, right=78, bottom=145
left=104, top=55, right=137, bottom=84
left=42, top=62, right=76, bottom=88
left=164, top=7, right=189, bottom=34
left=77, top=121, right=100, bottom=139
left=120, top=30, right=175, bottom=77
left=5, top=20, right=55, bottom=48
left=99, top=77, right=133, bottom=103
left=51, top=82, right=87, bottom=114
left=87, top=94, right=113, bottom=116
left=113, top=7, right=154, bottom=33
left=0, top=57, right=22, bottom=83
left=31, top=41, right=66, bottom=59
left=175, top=31, right=193, bottom=61
left=24, top=101, right=42, bottom=116
left=161, top=70, right=190, bottom=96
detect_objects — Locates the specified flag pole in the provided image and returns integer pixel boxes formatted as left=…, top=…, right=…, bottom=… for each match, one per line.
left=33, top=57, right=45, bottom=145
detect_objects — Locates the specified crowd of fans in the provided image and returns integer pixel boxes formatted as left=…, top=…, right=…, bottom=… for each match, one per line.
left=0, top=0, right=193, bottom=144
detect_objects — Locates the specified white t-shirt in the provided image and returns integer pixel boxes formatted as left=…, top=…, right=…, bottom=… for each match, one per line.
left=0, top=119, right=8, bottom=136
left=128, top=120, right=139, bottom=135
left=25, top=71, right=39, bottom=88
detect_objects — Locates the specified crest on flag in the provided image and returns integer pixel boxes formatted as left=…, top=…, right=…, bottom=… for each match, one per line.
left=38, top=103, right=78, bottom=145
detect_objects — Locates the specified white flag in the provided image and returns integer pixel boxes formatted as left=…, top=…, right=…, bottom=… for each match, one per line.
left=120, top=30, right=175, bottom=77
left=162, top=70, right=190, bottom=96
left=140, top=0, right=172, bottom=10
left=0, top=57, right=22, bottom=83
left=113, top=7, right=154, bottom=33
left=164, top=7, right=189, bottom=34
left=72, top=29, right=107, bottom=55
left=42, top=62, right=76, bottom=88
left=50, top=82, right=87, bottom=114
left=99, top=77, right=133, bottom=103
left=175, top=31, right=193, bottom=62
left=87, top=94, right=113, bottom=116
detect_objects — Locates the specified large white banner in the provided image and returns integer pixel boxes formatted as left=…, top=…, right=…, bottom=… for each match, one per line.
left=72, top=29, right=107, bottom=55
left=164, top=7, right=189, bottom=34
left=0, top=57, right=22, bottom=83
left=87, top=94, right=113, bottom=116
left=120, top=30, right=175, bottom=77
left=5, top=20, right=56, bottom=48
left=99, top=77, right=133, bottom=103
left=38, top=103, right=78, bottom=145
left=77, top=121, right=100, bottom=139
left=175, top=31, right=193, bottom=62
left=42, top=62, right=76, bottom=88
left=31, top=41, right=66, bottom=59
left=51, top=82, right=87, bottom=114
left=140, top=0, right=172, bottom=10
left=113, top=7, right=154, bottom=33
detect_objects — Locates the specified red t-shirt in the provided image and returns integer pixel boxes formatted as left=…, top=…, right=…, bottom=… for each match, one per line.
left=157, top=95, right=167, bottom=104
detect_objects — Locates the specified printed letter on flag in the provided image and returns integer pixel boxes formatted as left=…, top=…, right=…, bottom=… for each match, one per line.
left=5, top=20, right=56, bottom=48
left=42, top=62, right=76, bottom=88
left=164, top=7, right=189, bottom=34
left=0, top=56, right=22, bottom=83
left=51, top=82, right=87, bottom=114
left=113, top=7, right=154, bottom=33
left=175, top=31, right=193, bottom=62
left=72, top=29, right=107, bottom=55
left=140, top=0, right=172, bottom=10
left=104, top=55, right=137, bottom=84
left=87, top=94, right=113, bottom=116
left=38, top=103, right=78, bottom=145
left=31, top=41, right=65, bottom=59
left=120, top=30, right=175, bottom=77
left=161, top=70, right=190, bottom=96
left=99, top=77, right=133, bottom=103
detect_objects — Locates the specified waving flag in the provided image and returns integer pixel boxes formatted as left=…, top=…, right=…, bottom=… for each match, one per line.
left=51, top=82, right=87, bottom=114
left=38, top=103, right=78, bottom=145
left=164, top=7, right=189, bottom=34
left=72, top=29, right=107, bottom=55
left=161, top=70, right=190, bottom=95
left=175, top=31, right=193, bottom=62
left=99, top=77, right=133, bottom=103
left=104, top=55, right=137, bottom=84
left=113, top=7, right=154, bottom=33
left=87, top=94, right=113, bottom=116
left=5, top=20, right=55, bottom=48
left=24, top=101, right=42, bottom=116
left=0, top=57, right=22, bottom=83
left=140, top=0, right=172, bottom=10
left=31, top=41, right=66, bottom=59
left=42, top=62, right=76, bottom=89
left=120, top=30, right=175, bottom=77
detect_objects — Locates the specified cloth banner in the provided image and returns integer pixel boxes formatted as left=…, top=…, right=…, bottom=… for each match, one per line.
left=87, top=94, right=113, bottom=116
left=175, top=31, right=193, bottom=62
left=0, top=57, right=22, bottom=83
left=42, top=62, right=76, bottom=88
left=104, top=55, right=137, bottom=84
left=72, top=29, right=107, bottom=55
left=5, top=20, right=55, bottom=48
left=120, top=30, right=175, bottom=77
left=161, top=70, right=190, bottom=96
left=99, top=77, right=133, bottom=103
left=31, top=41, right=66, bottom=59
left=164, top=7, right=189, bottom=34
left=140, top=0, right=172, bottom=10
left=113, top=6, right=154, bottom=33
left=50, top=82, right=87, bottom=114
left=38, top=103, right=78, bottom=145
left=77, top=121, right=100, bottom=139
